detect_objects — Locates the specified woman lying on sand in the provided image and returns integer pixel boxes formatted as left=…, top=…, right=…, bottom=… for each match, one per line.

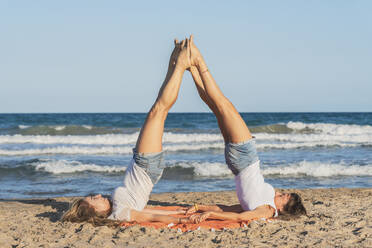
left=62, top=39, right=194, bottom=227
left=185, top=35, right=307, bottom=223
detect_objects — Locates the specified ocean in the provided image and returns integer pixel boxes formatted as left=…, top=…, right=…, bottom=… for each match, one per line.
left=0, top=112, right=371, bottom=199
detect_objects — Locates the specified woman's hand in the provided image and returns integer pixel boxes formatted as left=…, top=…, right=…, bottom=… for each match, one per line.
left=175, top=207, right=187, bottom=215
left=189, top=211, right=212, bottom=224
left=185, top=205, right=198, bottom=215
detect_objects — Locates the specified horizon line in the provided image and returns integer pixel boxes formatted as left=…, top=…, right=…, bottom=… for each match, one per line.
left=0, top=111, right=371, bottom=114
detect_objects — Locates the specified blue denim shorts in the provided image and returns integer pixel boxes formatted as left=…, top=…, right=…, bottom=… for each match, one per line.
left=224, top=139, right=259, bottom=176
left=132, top=148, right=165, bottom=184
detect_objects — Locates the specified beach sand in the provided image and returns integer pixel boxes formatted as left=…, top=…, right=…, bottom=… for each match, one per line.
left=0, top=188, right=371, bottom=247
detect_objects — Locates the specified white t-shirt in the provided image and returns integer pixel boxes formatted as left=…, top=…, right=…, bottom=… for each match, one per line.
left=235, top=160, right=278, bottom=217
left=108, top=159, right=154, bottom=221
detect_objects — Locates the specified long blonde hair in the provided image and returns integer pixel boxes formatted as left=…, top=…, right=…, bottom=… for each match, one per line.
left=61, top=198, right=120, bottom=227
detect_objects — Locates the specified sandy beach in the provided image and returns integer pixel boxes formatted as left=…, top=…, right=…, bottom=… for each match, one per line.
left=0, top=188, right=371, bottom=248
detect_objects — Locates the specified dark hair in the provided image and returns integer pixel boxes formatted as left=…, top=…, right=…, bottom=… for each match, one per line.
left=278, top=193, right=307, bottom=220
left=61, top=198, right=120, bottom=227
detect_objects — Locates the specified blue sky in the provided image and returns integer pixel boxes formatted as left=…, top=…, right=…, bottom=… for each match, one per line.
left=1, top=0, right=371, bottom=112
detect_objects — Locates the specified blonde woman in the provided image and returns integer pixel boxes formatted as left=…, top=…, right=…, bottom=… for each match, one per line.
left=62, top=39, right=192, bottom=227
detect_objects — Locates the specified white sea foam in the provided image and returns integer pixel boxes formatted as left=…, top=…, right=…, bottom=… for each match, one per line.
left=0, top=134, right=139, bottom=145
left=173, top=160, right=372, bottom=178
left=255, top=122, right=372, bottom=145
left=187, top=161, right=372, bottom=178
left=18, top=125, right=30, bottom=129
left=0, top=146, right=133, bottom=156
left=287, top=121, right=372, bottom=135
left=256, top=141, right=360, bottom=149
left=32, top=159, right=232, bottom=176
left=0, top=142, right=224, bottom=156
left=254, top=123, right=372, bottom=148
left=165, top=142, right=224, bottom=152
left=0, top=138, right=368, bottom=155
left=33, top=159, right=126, bottom=174
left=0, top=132, right=223, bottom=145
left=29, top=159, right=372, bottom=177
left=172, top=161, right=232, bottom=177
left=255, top=132, right=372, bottom=144
left=261, top=161, right=372, bottom=177
left=54, top=126, right=66, bottom=131
left=1, top=123, right=371, bottom=153
left=163, top=132, right=223, bottom=143
left=193, top=162, right=232, bottom=177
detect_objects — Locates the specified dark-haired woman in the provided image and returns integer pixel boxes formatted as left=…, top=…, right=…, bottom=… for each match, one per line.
left=61, top=39, right=193, bottom=227
left=186, top=36, right=307, bottom=223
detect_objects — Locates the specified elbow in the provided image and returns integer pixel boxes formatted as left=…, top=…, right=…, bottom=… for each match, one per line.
left=214, top=98, right=232, bottom=112
left=213, top=206, right=223, bottom=212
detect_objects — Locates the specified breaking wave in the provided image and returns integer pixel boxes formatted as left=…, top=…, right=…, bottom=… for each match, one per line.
left=0, top=122, right=370, bottom=156
left=0, top=143, right=224, bottom=156
left=0, top=122, right=369, bottom=136
left=2, top=159, right=370, bottom=178
left=0, top=132, right=223, bottom=145
left=33, top=159, right=127, bottom=174
left=261, top=161, right=372, bottom=177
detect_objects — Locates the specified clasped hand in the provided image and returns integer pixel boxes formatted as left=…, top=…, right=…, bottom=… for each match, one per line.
left=189, top=211, right=212, bottom=224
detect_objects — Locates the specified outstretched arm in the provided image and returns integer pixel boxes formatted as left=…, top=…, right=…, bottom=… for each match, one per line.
left=142, top=208, right=186, bottom=215
left=130, top=209, right=189, bottom=224
left=186, top=204, right=243, bottom=214
left=190, top=205, right=274, bottom=223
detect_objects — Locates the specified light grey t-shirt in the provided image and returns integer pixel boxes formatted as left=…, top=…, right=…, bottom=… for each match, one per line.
left=235, top=160, right=278, bottom=217
left=108, top=159, right=154, bottom=221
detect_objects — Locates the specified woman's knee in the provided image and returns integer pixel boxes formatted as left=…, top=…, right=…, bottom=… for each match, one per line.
left=148, top=102, right=169, bottom=119
left=215, top=98, right=235, bottom=115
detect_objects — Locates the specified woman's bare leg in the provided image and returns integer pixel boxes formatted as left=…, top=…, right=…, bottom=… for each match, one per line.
left=136, top=39, right=190, bottom=153
left=189, top=66, right=228, bottom=141
left=189, top=36, right=252, bottom=144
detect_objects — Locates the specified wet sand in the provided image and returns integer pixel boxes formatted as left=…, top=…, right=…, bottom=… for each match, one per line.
left=0, top=188, right=371, bottom=247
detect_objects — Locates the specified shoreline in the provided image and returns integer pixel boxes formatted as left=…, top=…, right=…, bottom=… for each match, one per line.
left=1, top=188, right=371, bottom=247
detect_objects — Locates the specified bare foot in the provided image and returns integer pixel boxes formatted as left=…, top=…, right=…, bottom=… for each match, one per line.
left=167, top=39, right=181, bottom=70
left=174, top=39, right=191, bottom=71
left=165, top=38, right=190, bottom=80
left=189, top=35, right=207, bottom=71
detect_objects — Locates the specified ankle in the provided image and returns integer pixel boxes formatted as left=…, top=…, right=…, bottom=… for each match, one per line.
left=174, top=64, right=187, bottom=74
left=196, top=60, right=208, bottom=73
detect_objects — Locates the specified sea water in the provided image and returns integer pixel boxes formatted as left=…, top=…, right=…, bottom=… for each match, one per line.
left=0, top=112, right=371, bottom=199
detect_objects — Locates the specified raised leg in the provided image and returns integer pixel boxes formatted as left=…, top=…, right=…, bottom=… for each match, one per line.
left=136, top=39, right=190, bottom=153
left=189, top=66, right=228, bottom=142
left=189, top=36, right=252, bottom=144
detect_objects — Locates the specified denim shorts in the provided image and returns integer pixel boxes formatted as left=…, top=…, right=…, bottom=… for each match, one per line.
left=224, top=138, right=259, bottom=176
left=132, top=148, right=165, bottom=184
